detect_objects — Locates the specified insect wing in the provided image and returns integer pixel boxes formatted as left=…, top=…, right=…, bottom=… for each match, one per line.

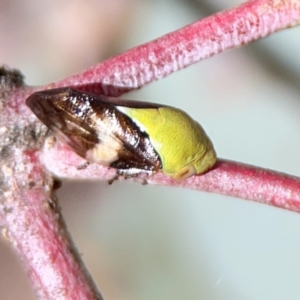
left=26, top=88, right=101, bottom=158
left=26, top=88, right=162, bottom=176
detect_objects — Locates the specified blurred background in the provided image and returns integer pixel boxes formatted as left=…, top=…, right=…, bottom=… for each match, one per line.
left=1, top=0, right=300, bottom=299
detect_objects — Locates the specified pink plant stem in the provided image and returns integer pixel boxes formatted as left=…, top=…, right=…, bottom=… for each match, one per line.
left=1, top=89, right=103, bottom=299
left=54, top=0, right=300, bottom=96
left=42, top=141, right=300, bottom=213
left=149, top=160, right=300, bottom=213
left=0, top=155, right=102, bottom=300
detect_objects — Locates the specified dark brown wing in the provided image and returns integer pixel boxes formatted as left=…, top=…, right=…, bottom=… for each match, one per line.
left=26, top=88, right=99, bottom=158
left=26, top=88, right=162, bottom=176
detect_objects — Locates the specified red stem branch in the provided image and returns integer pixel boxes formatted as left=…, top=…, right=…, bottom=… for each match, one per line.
left=42, top=141, right=300, bottom=213
left=149, top=159, right=300, bottom=213
left=1, top=88, right=103, bottom=299
left=54, top=0, right=300, bottom=96
left=0, top=154, right=102, bottom=299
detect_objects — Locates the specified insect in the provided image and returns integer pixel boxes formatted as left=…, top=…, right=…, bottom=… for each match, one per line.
left=26, top=88, right=216, bottom=179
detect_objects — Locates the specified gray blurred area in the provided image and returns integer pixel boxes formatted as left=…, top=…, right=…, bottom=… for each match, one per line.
left=1, top=1, right=300, bottom=299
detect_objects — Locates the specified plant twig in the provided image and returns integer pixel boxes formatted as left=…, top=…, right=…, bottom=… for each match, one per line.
left=53, top=0, right=300, bottom=96
left=42, top=141, right=300, bottom=213
left=0, top=69, right=103, bottom=300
